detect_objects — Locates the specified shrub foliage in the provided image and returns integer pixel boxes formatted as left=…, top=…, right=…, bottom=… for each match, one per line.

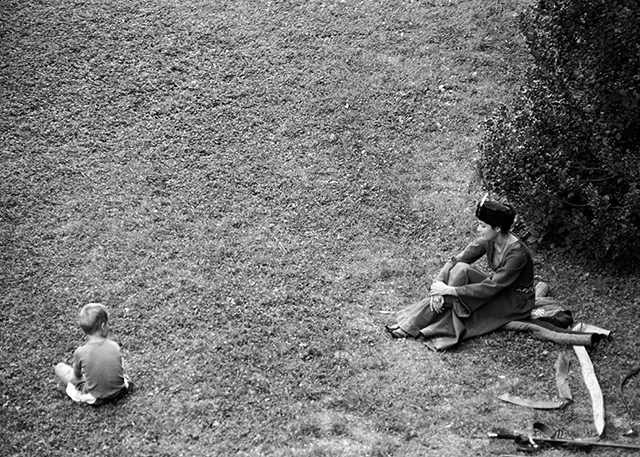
left=479, top=0, right=640, bottom=268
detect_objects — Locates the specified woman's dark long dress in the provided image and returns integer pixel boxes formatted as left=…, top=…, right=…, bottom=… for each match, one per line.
left=394, top=237, right=535, bottom=350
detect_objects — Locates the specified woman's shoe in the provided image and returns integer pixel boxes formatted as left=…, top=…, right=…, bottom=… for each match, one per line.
left=385, top=324, right=400, bottom=333
left=392, top=328, right=411, bottom=338
left=386, top=325, right=410, bottom=339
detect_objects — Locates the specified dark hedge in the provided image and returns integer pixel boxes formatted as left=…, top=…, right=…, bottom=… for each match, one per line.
left=479, top=0, right=640, bottom=270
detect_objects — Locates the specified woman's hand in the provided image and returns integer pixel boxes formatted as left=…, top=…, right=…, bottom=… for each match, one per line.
left=430, top=281, right=456, bottom=297
left=430, top=295, right=444, bottom=313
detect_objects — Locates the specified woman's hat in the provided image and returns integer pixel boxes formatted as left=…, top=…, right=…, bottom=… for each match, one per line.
left=476, top=195, right=516, bottom=231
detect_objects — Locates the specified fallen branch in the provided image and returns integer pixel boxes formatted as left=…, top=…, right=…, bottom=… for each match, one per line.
left=489, top=424, right=640, bottom=452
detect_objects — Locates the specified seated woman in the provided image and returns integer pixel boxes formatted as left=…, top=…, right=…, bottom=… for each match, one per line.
left=386, top=197, right=535, bottom=350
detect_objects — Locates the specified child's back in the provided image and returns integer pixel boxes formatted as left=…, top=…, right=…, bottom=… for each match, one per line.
left=74, top=338, right=126, bottom=399
left=55, top=303, right=131, bottom=405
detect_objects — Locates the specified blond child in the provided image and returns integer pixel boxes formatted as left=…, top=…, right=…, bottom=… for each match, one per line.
left=55, top=303, right=131, bottom=405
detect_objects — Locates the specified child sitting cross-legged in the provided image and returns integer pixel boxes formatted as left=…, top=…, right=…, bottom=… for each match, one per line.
left=55, top=303, right=132, bottom=406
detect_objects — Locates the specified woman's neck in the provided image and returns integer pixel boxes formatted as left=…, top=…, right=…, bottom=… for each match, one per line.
left=494, top=232, right=512, bottom=251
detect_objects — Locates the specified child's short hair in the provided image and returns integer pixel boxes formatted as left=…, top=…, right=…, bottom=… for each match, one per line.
left=78, top=303, right=108, bottom=335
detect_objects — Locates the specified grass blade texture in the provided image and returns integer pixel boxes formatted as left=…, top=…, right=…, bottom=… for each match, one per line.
left=1, top=0, right=638, bottom=456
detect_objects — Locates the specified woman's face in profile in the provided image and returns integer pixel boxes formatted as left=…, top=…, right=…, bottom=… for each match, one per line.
left=477, top=220, right=499, bottom=241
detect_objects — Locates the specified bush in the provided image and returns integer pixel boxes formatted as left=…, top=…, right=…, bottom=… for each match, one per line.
left=479, top=0, right=640, bottom=269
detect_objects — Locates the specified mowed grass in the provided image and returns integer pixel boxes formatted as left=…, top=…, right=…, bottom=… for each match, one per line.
left=1, top=0, right=639, bottom=456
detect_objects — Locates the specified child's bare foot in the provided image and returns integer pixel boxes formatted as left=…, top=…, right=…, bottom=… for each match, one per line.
left=125, top=379, right=135, bottom=393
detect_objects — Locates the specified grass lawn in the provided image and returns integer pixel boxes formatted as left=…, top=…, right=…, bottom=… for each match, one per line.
left=1, top=0, right=638, bottom=455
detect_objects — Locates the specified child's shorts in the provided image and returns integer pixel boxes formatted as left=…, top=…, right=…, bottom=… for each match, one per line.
left=66, top=381, right=98, bottom=404
left=66, top=377, right=131, bottom=406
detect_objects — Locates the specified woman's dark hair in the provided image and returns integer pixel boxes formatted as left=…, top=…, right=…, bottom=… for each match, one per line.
left=476, top=198, right=516, bottom=232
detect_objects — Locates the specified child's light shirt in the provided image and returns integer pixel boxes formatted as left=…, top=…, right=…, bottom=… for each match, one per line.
left=73, top=339, right=126, bottom=399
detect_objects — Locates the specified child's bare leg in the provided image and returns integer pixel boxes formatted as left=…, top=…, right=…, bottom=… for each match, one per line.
left=55, top=363, right=78, bottom=391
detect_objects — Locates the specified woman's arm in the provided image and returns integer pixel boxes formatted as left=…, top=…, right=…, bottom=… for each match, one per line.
left=430, top=281, right=458, bottom=297
left=430, top=239, right=486, bottom=309
left=434, top=238, right=487, bottom=284
left=453, top=248, right=529, bottom=313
